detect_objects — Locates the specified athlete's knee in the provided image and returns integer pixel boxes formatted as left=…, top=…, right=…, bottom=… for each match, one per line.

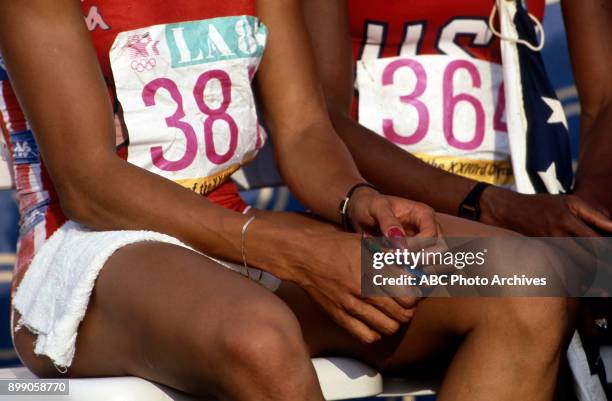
left=13, top=329, right=58, bottom=378
left=213, top=297, right=311, bottom=384
left=510, top=297, right=571, bottom=334
left=508, top=239, right=573, bottom=295
left=489, top=297, right=574, bottom=358
left=225, top=308, right=305, bottom=367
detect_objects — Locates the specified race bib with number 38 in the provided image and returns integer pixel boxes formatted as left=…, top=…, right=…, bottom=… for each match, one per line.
left=110, top=16, right=267, bottom=194
left=357, top=55, right=513, bottom=186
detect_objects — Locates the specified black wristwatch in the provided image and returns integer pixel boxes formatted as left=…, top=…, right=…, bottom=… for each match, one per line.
left=457, top=182, right=491, bottom=221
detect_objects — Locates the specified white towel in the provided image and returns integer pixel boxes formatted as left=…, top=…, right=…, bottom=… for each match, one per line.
left=12, top=220, right=280, bottom=370
left=13, top=221, right=188, bottom=369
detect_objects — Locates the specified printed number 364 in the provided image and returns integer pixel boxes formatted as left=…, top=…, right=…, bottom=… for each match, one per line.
left=381, top=59, right=507, bottom=151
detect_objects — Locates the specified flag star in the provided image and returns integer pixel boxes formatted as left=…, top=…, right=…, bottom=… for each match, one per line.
left=537, top=162, right=566, bottom=194
left=542, top=97, right=568, bottom=130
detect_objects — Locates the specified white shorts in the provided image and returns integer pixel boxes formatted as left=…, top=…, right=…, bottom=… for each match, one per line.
left=11, top=220, right=280, bottom=372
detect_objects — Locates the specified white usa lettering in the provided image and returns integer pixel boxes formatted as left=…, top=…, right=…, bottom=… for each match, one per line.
left=360, top=18, right=494, bottom=60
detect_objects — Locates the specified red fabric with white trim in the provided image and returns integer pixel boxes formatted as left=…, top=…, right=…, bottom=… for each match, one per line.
left=2, top=1, right=253, bottom=292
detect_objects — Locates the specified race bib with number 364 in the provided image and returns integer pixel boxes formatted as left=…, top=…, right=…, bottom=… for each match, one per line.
left=357, top=55, right=513, bottom=186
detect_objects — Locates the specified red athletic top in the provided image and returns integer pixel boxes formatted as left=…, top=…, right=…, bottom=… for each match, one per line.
left=86, top=0, right=255, bottom=88
left=2, top=1, right=256, bottom=290
left=349, top=0, right=544, bottom=62
left=348, top=0, right=545, bottom=117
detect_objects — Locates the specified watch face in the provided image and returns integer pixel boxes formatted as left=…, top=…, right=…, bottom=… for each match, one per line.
left=458, top=182, right=490, bottom=221
left=459, top=204, right=480, bottom=221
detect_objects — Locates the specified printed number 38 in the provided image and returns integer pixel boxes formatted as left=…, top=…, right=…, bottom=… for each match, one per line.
left=142, top=69, right=238, bottom=171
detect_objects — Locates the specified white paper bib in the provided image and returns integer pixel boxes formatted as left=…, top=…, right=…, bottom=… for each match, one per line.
left=110, top=16, right=267, bottom=194
left=357, top=55, right=513, bottom=186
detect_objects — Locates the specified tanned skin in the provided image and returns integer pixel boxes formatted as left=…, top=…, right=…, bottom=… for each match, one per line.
left=1, top=1, right=578, bottom=400
left=301, top=0, right=612, bottom=237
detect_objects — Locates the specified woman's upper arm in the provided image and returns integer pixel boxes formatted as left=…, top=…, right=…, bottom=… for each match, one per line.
left=301, top=0, right=354, bottom=114
left=0, top=0, right=116, bottom=193
left=254, top=0, right=334, bottom=141
left=562, top=0, right=612, bottom=118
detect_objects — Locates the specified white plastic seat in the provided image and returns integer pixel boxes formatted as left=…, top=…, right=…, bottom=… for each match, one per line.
left=380, top=376, right=437, bottom=398
left=0, top=357, right=438, bottom=400
left=0, top=357, right=395, bottom=401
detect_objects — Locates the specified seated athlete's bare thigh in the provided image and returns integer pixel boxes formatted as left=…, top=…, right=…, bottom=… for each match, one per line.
left=436, top=213, right=519, bottom=237
left=274, top=213, right=526, bottom=366
left=12, top=213, right=523, bottom=384
left=12, top=241, right=295, bottom=390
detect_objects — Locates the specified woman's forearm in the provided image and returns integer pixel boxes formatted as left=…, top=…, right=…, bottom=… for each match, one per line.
left=253, top=0, right=372, bottom=225
left=62, top=154, right=309, bottom=281
left=562, top=0, right=612, bottom=214
left=273, top=119, right=366, bottom=224
left=329, top=110, right=477, bottom=215
left=574, top=102, right=612, bottom=214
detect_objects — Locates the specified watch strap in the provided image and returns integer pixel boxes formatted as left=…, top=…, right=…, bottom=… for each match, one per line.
left=458, top=182, right=491, bottom=221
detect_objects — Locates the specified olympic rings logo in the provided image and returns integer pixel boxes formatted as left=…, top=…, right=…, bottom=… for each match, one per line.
left=131, top=58, right=157, bottom=72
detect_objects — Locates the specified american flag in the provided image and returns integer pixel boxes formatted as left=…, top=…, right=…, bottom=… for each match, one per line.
left=498, top=0, right=573, bottom=195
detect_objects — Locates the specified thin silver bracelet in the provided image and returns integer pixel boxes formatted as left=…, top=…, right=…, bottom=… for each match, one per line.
left=241, top=215, right=256, bottom=278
